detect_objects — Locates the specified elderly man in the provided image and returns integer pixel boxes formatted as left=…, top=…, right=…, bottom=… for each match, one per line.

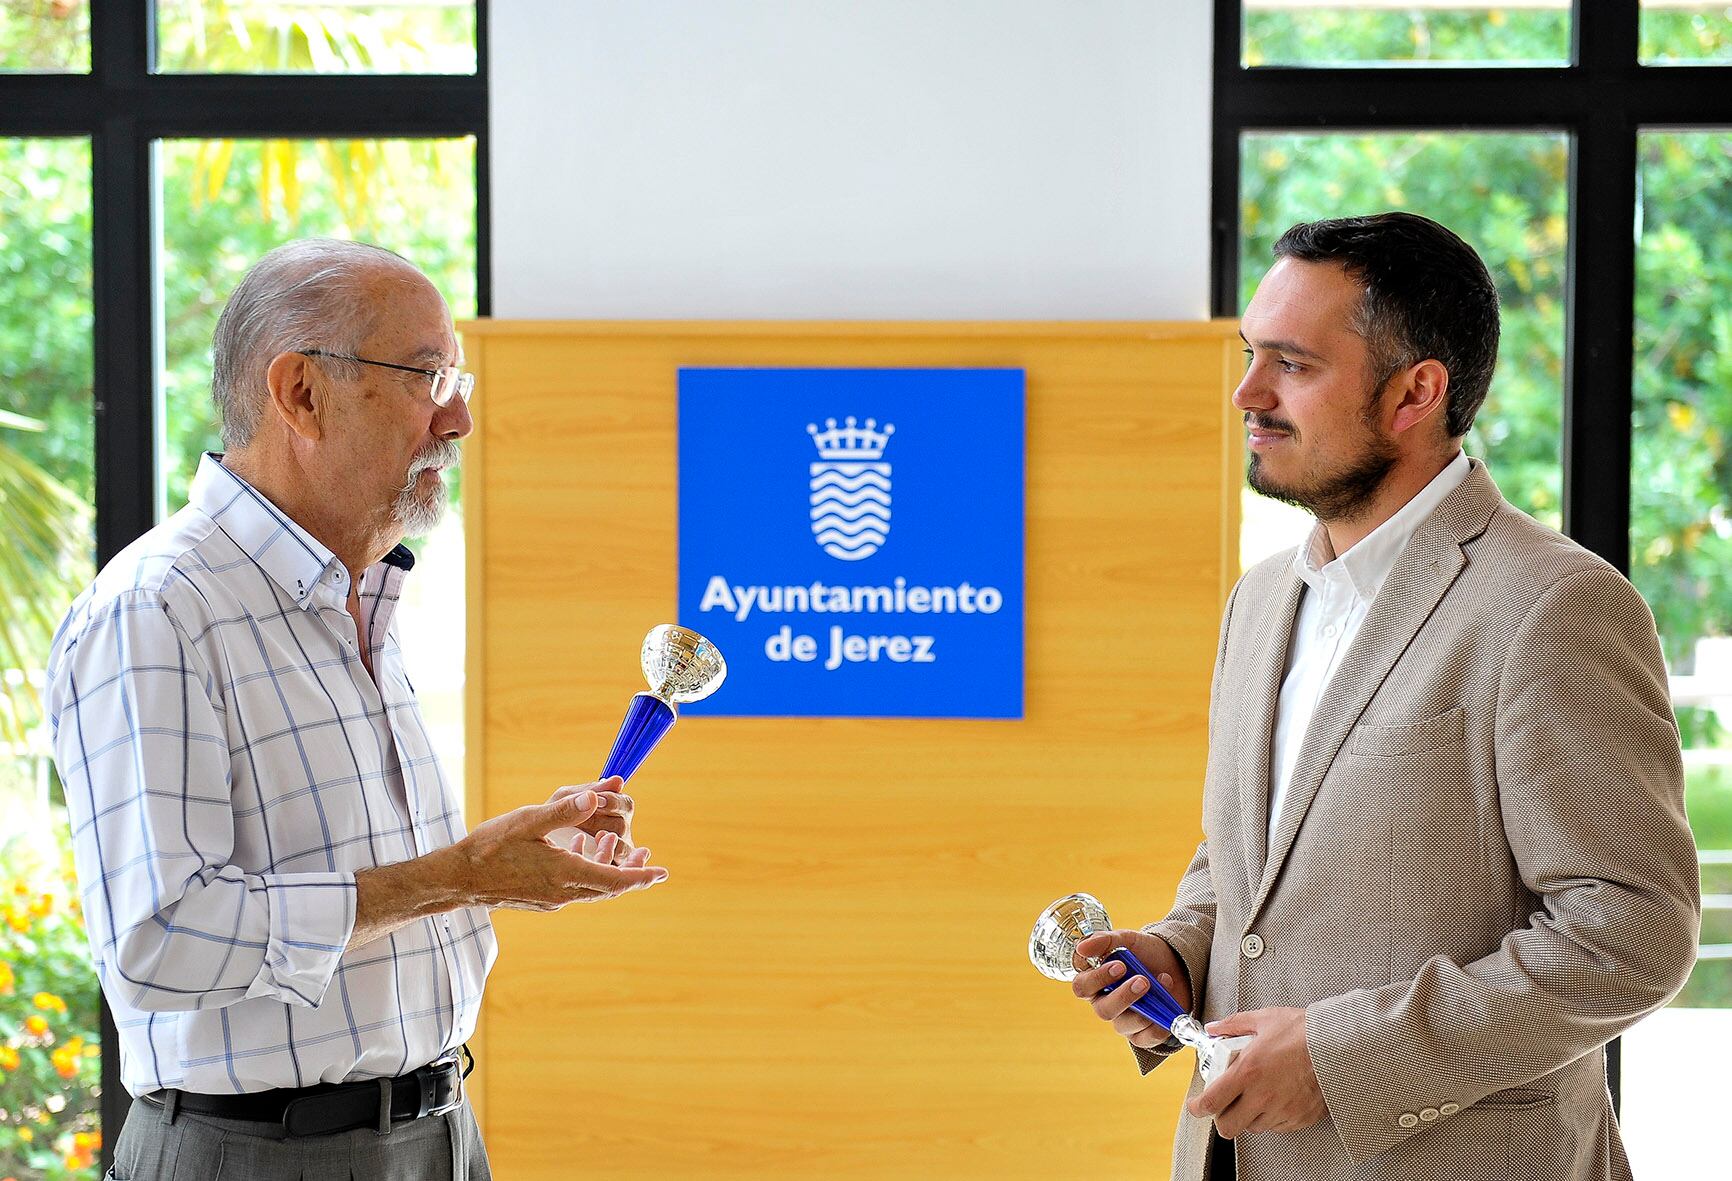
left=46, top=239, right=663, bottom=1179
left=1070, top=213, right=1699, bottom=1181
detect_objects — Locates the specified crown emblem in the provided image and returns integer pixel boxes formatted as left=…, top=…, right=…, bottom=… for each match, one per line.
left=807, top=416, right=895, bottom=461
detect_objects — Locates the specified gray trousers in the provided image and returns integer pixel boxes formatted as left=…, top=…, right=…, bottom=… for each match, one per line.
left=108, top=1091, right=491, bottom=1181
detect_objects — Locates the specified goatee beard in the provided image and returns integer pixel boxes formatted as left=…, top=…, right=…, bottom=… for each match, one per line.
left=392, top=439, right=461, bottom=538
left=1245, top=410, right=1398, bottom=524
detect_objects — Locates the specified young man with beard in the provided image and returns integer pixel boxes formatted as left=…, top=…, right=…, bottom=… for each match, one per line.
left=46, top=240, right=667, bottom=1179
left=1068, top=213, right=1699, bottom=1181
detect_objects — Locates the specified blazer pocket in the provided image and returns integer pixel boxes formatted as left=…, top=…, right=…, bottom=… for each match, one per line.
left=1474, top=1086, right=1555, bottom=1111
left=1348, top=707, right=1466, bottom=757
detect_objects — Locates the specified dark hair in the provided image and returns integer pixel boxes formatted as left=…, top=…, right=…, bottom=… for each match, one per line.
left=1272, top=212, right=1500, bottom=439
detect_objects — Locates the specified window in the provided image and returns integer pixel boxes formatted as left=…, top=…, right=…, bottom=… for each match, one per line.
left=1621, top=127, right=1732, bottom=1171
left=0, top=5, right=485, bottom=1174
left=0, top=133, right=97, bottom=1181
left=1640, top=1, right=1732, bottom=63
left=1242, top=0, right=1571, bottom=66
left=1217, top=1, right=1732, bottom=1166
left=0, top=0, right=90, bottom=71
left=155, top=0, right=477, bottom=73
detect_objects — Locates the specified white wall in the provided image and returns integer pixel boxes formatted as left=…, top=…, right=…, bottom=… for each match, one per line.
left=490, top=1, right=1212, bottom=319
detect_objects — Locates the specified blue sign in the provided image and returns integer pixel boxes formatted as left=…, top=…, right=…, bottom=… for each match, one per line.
left=678, top=367, right=1024, bottom=718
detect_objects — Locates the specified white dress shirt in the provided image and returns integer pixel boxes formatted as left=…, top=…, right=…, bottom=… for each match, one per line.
left=46, top=455, right=496, bottom=1096
left=1268, top=451, right=1472, bottom=839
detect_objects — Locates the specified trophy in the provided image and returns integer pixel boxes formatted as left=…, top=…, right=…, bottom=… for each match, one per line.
left=551, top=625, right=725, bottom=851
left=1030, top=892, right=1251, bottom=1083
left=599, top=624, right=727, bottom=782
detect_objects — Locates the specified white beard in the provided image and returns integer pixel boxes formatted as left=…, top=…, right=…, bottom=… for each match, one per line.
left=392, top=439, right=460, bottom=537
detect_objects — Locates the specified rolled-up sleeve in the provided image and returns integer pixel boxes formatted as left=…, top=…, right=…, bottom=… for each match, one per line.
left=48, top=590, right=356, bottom=1012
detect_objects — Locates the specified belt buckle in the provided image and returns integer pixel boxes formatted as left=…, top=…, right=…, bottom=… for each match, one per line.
left=415, top=1054, right=462, bottom=1120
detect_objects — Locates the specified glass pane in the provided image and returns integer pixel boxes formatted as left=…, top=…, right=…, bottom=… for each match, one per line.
left=1237, top=132, right=1568, bottom=571
left=1243, top=0, right=1570, bottom=66
left=0, top=0, right=90, bottom=71
left=1622, top=130, right=1732, bottom=1173
left=0, top=136, right=101, bottom=1180
left=1641, top=1, right=1732, bottom=64
left=155, top=0, right=476, bottom=74
left=158, top=135, right=477, bottom=796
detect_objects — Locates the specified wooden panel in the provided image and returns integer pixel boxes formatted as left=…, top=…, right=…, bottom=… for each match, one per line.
left=462, top=320, right=1241, bottom=1178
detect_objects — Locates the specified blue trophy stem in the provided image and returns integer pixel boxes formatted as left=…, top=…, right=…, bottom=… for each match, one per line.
left=1103, top=948, right=1187, bottom=1031
left=601, top=692, right=677, bottom=782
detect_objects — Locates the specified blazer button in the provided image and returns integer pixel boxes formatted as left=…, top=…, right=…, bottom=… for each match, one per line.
left=1241, top=933, right=1265, bottom=959
left=1439, top=1103, right=1460, bottom=1116
left=1419, top=1108, right=1439, bottom=1122
left=1398, top=1112, right=1419, bottom=1129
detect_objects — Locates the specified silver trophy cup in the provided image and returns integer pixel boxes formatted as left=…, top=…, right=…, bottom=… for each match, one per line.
left=1031, top=892, right=1251, bottom=1084
left=550, top=625, right=725, bottom=852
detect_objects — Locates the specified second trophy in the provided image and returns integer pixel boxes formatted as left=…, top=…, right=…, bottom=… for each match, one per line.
left=1030, top=892, right=1251, bottom=1083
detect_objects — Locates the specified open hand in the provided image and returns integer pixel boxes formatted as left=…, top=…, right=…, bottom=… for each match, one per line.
left=457, top=790, right=667, bottom=910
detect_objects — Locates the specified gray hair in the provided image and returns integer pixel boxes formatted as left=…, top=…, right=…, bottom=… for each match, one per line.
left=210, top=238, right=417, bottom=449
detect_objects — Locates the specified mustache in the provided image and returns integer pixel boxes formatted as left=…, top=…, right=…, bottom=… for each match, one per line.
left=1244, top=413, right=1296, bottom=435
left=397, top=439, right=462, bottom=494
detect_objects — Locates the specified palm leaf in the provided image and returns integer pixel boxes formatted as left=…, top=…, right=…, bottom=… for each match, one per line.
left=0, top=431, right=93, bottom=750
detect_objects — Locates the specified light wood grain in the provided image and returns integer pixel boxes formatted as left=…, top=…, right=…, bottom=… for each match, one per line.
left=462, top=320, right=1240, bottom=1178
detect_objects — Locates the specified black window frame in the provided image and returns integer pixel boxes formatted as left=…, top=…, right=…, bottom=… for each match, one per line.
left=1213, top=0, right=1732, bottom=1112
left=0, top=3, right=489, bottom=1165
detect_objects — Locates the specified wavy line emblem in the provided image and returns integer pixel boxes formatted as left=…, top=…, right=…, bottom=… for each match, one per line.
left=807, top=415, right=894, bottom=561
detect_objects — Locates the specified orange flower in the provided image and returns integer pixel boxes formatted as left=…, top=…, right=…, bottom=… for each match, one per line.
left=33, top=991, right=68, bottom=1014
left=0, top=960, right=14, bottom=994
left=0, top=1045, right=20, bottom=1071
left=24, top=1014, right=49, bottom=1037
left=5, top=907, right=28, bottom=933
left=16, top=1126, right=31, bottom=1142
left=73, top=1131, right=97, bottom=1151
left=11, top=880, right=29, bottom=896
left=51, top=1047, right=78, bottom=1079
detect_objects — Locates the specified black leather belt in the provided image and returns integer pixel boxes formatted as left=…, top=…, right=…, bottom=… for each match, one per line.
left=143, top=1047, right=470, bottom=1138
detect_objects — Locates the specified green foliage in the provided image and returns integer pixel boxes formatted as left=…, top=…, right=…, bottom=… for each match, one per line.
left=0, top=1, right=86, bottom=72
left=1641, top=10, right=1732, bottom=63
left=1244, top=5, right=1569, bottom=65
left=0, top=136, right=95, bottom=773
left=0, top=829, right=102, bottom=1180
left=0, top=422, right=92, bottom=749
left=155, top=0, right=475, bottom=74
left=1674, top=766, right=1732, bottom=1007
left=0, top=138, right=94, bottom=503
left=1632, top=134, right=1732, bottom=676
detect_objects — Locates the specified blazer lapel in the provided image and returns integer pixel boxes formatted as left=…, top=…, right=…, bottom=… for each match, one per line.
left=1244, top=461, right=1503, bottom=925
left=1236, top=571, right=1303, bottom=892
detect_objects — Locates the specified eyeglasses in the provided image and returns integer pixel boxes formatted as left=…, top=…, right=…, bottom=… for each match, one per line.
left=298, top=350, right=475, bottom=407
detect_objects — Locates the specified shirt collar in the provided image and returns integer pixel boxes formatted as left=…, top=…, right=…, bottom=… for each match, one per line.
left=189, top=453, right=415, bottom=608
left=1293, top=450, right=1473, bottom=604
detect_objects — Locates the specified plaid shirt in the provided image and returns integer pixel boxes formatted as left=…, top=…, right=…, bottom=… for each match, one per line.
left=46, top=454, right=495, bottom=1096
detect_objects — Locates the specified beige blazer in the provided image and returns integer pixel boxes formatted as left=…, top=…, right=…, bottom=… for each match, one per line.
left=1140, top=461, right=1700, bottom=1181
